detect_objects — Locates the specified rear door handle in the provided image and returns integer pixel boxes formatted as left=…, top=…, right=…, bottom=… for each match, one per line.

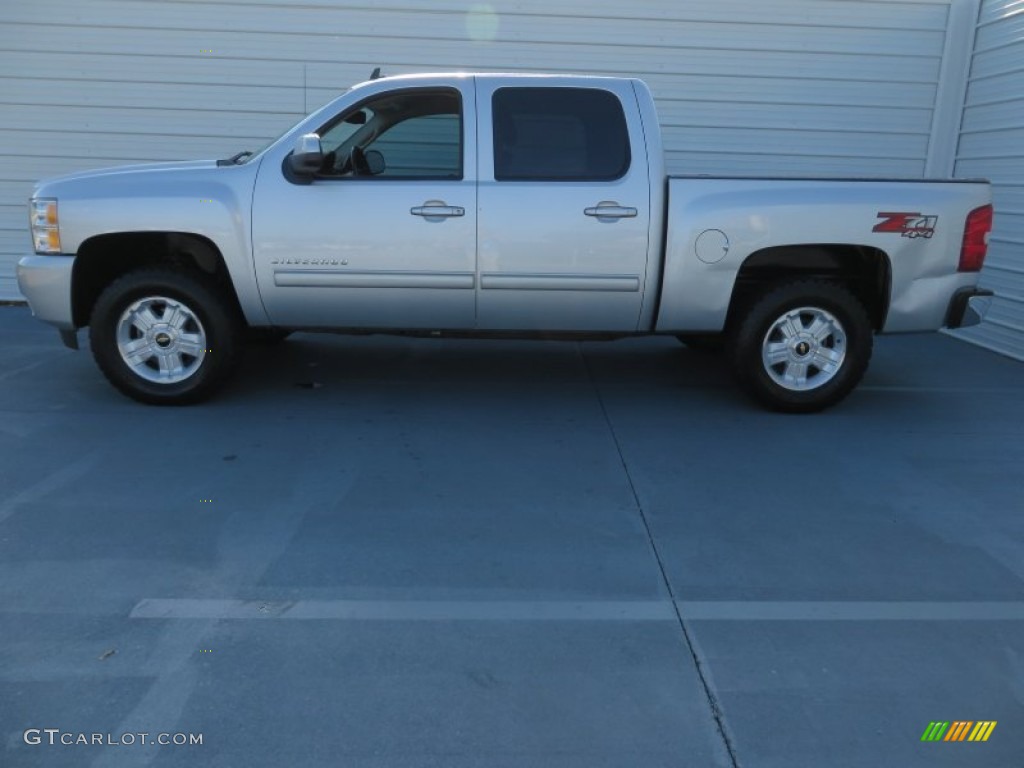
left=585, top=201, right=638, bottom=219
left=411, top=201, right=465, bottom=218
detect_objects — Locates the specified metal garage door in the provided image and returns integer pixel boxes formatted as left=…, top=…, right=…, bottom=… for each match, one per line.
left=0, top=0, right=956, bottom=300
left=954, top=0, right=1024, bottom=360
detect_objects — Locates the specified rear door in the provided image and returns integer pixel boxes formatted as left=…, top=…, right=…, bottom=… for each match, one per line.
left=475, top=79, right=652, bottom=331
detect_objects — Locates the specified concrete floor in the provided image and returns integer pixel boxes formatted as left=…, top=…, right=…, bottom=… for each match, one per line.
left=1, top=304, right=1022, bottom=767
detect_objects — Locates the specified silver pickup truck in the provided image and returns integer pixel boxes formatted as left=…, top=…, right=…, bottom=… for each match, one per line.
left=17, top=72, right=994, bottom=412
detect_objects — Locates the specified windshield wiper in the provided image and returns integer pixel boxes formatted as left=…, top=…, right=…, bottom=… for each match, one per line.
left=217, top=151, right=253, bottom=167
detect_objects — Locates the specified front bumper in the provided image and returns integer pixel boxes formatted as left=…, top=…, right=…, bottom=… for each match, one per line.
left=945, top=287, right=994, bottom=329
left=16, top=254, right=75, bottom=331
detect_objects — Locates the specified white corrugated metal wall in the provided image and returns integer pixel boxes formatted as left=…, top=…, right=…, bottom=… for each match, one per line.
left=0, top=0, right=962, bottom=301
left=954, top=0, right=1024, bottom=359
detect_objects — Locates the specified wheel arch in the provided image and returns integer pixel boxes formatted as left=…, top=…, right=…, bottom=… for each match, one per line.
left=727, top=244, right=891, bottom=332
left=71, top=232, right=245, bottom=328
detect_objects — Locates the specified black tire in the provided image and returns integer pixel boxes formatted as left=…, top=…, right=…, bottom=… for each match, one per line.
left=89, top=268, right=241, bottom=405
left=729, top=280, right=872, bottom=413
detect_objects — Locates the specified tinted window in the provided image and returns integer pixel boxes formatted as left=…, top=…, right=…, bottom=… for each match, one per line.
left=318, top=89, right=462, bottom=179
left=370, top=114, right=461, bottom=177
left=492, top=87, right=630, bottom=181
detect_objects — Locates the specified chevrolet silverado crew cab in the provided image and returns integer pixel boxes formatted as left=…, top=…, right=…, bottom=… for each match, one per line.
left=17, top=73, right=994, bottom=412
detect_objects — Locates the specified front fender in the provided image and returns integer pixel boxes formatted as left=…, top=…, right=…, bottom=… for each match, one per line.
left=42, top=161, right=268, bottom=326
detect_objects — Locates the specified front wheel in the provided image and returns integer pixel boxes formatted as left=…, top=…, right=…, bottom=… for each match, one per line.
left=729, top=281, right=872, bottom=413
left=89, top=269, right=241, bottom=405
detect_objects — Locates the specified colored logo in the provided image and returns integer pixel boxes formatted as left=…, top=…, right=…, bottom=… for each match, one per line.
left=873, top=212, right=938, bottom=239
left=921, top=721, right=996, bottom=742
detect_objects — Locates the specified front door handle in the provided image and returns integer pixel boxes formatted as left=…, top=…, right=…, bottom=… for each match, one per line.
left=585, top=201, right=638, bottom=220
left=411, top=201, right=465, bottom=218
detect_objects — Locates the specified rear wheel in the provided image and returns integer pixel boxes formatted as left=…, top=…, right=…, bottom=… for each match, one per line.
left=729, top=280, right=872, bottom=413
left=89, top=269, right=241, bottom=404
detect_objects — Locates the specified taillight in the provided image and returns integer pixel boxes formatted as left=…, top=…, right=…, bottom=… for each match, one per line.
left=959, top=204, right=993, bottom=272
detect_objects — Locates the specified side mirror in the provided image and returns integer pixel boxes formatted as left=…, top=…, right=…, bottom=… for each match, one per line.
left=286, top=133, right=324, bottom=176
left=364, top=149, right=386, bottom=176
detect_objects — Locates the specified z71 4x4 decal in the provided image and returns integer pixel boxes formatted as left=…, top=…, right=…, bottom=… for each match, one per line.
left=873, top=212, right=938, bottom=239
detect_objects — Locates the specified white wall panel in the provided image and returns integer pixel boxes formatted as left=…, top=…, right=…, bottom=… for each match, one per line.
left=954, top=0, right=1024, bottom=359
left=0, top=0, right=956, bottom=299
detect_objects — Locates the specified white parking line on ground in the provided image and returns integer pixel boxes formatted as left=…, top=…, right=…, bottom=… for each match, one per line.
left=678, top=601, right=1024, bottom=620
left=130, top=598, right=677, bottom=621
left=128, top=598, right=1024, bottom=622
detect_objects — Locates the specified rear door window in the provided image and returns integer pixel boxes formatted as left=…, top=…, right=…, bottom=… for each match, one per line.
left=492, top=87, right=630, bottom=181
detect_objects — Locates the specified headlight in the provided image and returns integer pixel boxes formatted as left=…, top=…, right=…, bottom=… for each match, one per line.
left=30, top=198, right=61, bottom=254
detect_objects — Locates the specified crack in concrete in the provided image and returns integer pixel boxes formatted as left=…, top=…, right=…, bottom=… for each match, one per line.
left=579, top=343, right=742, bottom=768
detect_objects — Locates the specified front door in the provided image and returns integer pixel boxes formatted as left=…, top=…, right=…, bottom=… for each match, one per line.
left=252, top=82, right=477, bottom=329
left=475, top=80, right=652, bottom=331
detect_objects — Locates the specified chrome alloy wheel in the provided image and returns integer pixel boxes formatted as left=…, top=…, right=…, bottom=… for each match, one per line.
left=115, top=296, right=207, bottom=384
left=761, top=306, right=847, bottom=391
